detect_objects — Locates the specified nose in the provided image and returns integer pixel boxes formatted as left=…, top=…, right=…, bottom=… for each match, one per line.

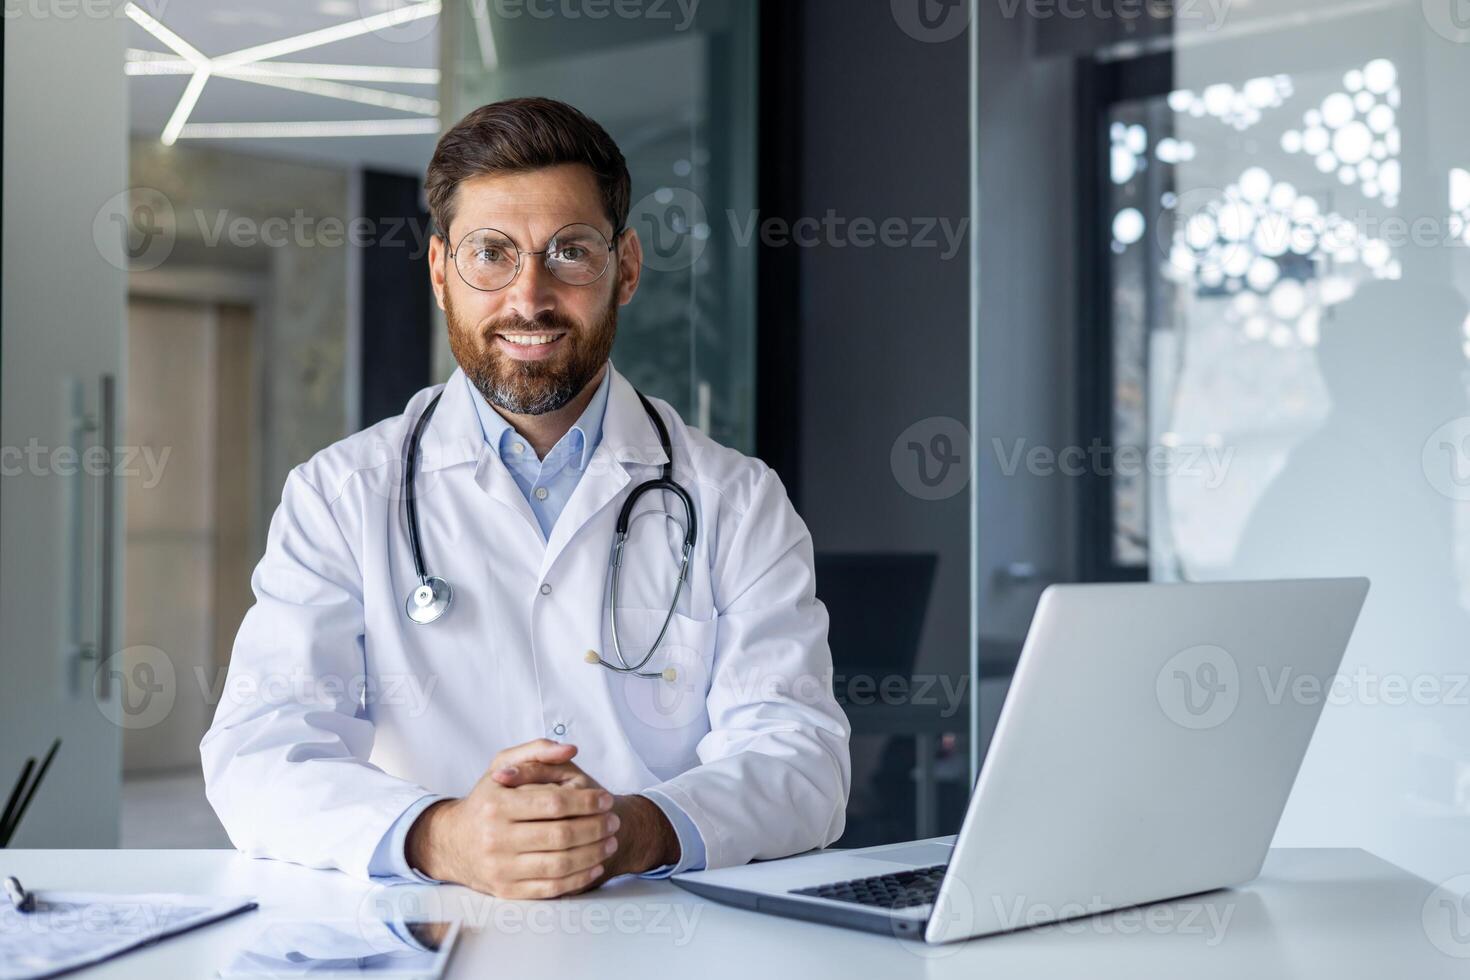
left=500, top=251, right=559, bottom=323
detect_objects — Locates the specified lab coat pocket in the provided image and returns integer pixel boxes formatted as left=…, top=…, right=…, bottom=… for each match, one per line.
left=607, top=499, right=706, bottom=620
left=603, top=606, right=716, bottom=778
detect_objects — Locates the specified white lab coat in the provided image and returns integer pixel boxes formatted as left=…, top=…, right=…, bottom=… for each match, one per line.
left=201, top=362, right=851, bottom=879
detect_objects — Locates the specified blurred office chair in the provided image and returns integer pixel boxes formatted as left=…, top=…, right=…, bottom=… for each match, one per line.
left=816, top=552, right=953, bottom=843
left=816, top=552, right=937, bottom=679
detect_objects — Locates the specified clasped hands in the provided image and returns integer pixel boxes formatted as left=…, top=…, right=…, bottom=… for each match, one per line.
left=405, top=739, right=679, bottom=899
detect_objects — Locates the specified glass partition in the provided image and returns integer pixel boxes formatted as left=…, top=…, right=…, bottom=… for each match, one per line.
left=1095, top=1, right=1470, bottom=884
left=439, top=0, right=757, bottom=451
left=977, top=0, right=1470, bottom=892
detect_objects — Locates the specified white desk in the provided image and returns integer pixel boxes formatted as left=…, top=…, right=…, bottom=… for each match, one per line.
left=4, top=848, right=1466, bottom=978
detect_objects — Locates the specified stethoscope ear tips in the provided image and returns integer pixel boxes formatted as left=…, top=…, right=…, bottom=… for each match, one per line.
left=584, top=649, right=677, bottom=683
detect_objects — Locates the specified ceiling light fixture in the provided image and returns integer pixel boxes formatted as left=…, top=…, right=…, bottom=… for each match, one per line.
left=214, top=71, right=439, bottom=116
left=123, top=1, right=441, bottom=145
left=126, top=49, right=440, bottom=85
left=468, top=0, right=500, bottom=70
left=211, top=2, right=442, bottom=69
left=178, top=119, right=442, bottom=139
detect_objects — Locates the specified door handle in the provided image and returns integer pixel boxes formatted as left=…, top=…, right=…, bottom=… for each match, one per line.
left=70, top=374, right=116, bottom=700
left=992, top=561, right=1055, bottom=590
left=94, top=374, right=117, bottom=701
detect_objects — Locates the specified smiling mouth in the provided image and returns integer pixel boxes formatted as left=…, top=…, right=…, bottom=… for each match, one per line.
left=496, top=332, right=566, bottom=347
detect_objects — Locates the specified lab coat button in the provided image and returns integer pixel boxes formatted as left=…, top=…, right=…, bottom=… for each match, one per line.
left=540, top=583, right=552, bottom=596
left=553, top=723, right=567, bottom=736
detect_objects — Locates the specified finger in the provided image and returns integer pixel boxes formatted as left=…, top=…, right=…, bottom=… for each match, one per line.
left=511, top=838, right=619, bottom=881
left=506, top=811, right=620, bottom=852
left=497, top=863, right=606, bottom=900
left=489, top=739, right=578, bottom=776
left=497, top=785, right=614, bottom=822
left=492, top=761, right=595, bottom=788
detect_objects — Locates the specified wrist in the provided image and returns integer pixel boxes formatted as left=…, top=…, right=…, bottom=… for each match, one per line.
left=609, top=794, right=680, bottom=875
left=405, top=798, right=458, bottom=881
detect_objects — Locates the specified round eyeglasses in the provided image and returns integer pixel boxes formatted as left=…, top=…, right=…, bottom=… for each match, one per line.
left=447, top=222, right=619, bottom=292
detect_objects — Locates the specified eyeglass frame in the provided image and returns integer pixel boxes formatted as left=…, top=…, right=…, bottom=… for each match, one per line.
left=443, top=221, right=625, bottom=293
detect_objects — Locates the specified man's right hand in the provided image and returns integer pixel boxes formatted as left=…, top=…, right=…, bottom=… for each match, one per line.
left=405, top=740, right=620, bottom=898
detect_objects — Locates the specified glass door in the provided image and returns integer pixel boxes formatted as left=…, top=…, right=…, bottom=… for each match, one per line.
left=2, top=11, right=129, bottom=846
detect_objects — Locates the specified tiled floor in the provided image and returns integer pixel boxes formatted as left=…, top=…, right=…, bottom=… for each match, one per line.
left=120, top=768, right=232, bottom=849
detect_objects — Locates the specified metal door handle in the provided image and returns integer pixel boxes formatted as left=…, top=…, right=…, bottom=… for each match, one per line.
left=94, top=374, right=116, bottom=700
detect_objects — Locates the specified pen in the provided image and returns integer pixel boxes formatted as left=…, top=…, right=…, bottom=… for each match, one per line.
left=4, top=876, right=35, bottom=913
left=1, top=739, right=61, bottom=846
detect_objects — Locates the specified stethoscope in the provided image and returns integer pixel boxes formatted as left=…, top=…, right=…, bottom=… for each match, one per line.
left=401, top=385, right=697, bottom=683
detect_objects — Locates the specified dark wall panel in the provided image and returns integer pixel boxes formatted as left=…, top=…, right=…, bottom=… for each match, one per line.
left=360, top=170, right=433, bottom=427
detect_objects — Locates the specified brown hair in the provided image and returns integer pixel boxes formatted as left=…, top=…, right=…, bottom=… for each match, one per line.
left=425, top=97, right=631, bottom=244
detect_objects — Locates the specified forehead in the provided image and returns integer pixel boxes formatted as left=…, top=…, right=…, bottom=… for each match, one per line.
left=449, top=163, right=608, bottom=240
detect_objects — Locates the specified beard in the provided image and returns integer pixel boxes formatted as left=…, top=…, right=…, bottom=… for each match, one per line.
left=445, top=291, right=618, bottom=416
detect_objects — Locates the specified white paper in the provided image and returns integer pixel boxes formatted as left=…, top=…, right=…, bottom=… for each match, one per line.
left=0, top=890, right=255, bottom=980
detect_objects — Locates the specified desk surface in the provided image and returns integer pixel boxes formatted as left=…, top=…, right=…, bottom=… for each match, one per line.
left=4, top=848, right=1466, bottom=978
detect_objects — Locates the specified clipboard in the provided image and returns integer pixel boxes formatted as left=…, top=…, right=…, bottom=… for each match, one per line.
left=0, top=889, right=256, bottom=980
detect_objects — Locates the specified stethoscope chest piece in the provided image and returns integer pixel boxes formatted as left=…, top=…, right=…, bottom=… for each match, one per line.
left=405, top=575, right=453, bottom=625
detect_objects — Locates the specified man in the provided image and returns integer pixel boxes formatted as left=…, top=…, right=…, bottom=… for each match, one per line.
left=201, top=97, right=851, bottom=899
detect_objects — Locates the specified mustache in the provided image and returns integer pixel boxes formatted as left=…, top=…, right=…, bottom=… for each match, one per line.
left=485, top=311, right=580, bottom=336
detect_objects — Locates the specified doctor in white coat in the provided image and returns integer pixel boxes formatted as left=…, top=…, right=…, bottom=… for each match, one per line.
left=201, top=97, right=851, bottom=899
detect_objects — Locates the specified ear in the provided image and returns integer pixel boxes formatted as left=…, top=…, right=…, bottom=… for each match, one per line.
left=428, top=233, right=448, bottom=311
left=614, top=227, right=642, bottom=306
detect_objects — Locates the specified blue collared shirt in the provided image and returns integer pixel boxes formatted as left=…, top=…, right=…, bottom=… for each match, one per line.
left=367, top=365, right=706, bottom=881
left=466, top=365, right=611, bottom=539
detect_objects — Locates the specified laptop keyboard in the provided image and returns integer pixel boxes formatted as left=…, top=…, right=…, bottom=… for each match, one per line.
left=790, top=863, right=946, bottom=910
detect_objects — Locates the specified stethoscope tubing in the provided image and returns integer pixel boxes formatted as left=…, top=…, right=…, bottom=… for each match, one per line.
left=400, top=381, right=697, bottom=681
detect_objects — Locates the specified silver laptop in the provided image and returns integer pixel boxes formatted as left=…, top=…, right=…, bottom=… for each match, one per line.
left=673, top=578, right=1369, bottom=944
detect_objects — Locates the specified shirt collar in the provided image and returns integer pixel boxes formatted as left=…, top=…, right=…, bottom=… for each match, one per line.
left=465, top=362, right=612, bottom=472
